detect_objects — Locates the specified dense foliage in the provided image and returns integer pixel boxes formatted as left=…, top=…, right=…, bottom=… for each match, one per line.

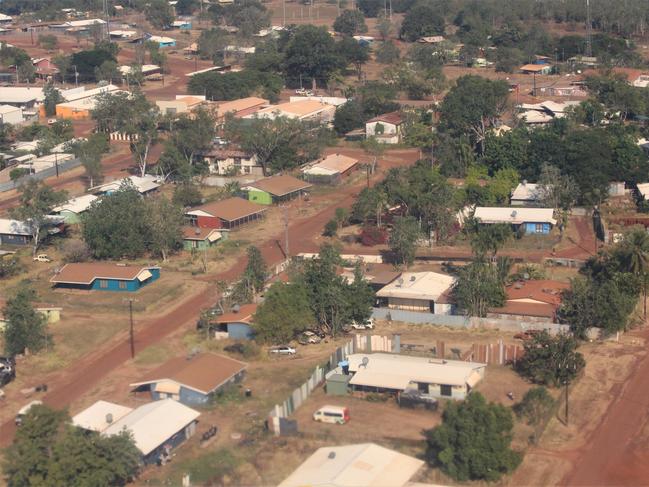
left=3, top=285, right=51, bottom=357
left=516, top=332, right=585, bottom=386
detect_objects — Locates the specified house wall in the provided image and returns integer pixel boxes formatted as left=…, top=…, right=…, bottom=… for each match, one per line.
left=0, top=233, right=30, bottom=246
left=55, top=105, right=91, bottom=120
left=59, top=210, right=81, bottom=224
left=247, top=189, right=273, bottom=205
left=142, top=420, right=196, bottom=465
left=415, top=382, right=469, bottom=400
left=87, top=268, right=160, bottom=292
left=523, top=222, right=551, bottom=235
left=39, top=308, right=61, bottom=323
left=228, top=322, right=254, bottom=339
left=0, top=108, right=22, bottom=125
left=183, top=238, right=211, bottom=251
left=366, top=121, right=398, bottom=136
left=386, top=297, right=431, bottom=312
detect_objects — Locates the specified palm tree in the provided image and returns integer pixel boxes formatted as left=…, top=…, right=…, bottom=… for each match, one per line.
left=623, top=229, right=649, bottom=319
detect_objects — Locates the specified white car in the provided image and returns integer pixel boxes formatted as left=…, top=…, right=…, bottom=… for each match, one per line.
left=351, top=318, right=375, bottom=330
left=33, top=254, right=51, bottom=263
left=269, top=346, right=296, bottom=355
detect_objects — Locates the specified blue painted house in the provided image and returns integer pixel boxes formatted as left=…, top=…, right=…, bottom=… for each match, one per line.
left=129, top=353, right=247, bottom=406
left=472, top=207, right=557, bottom=235
left=211, top=303, right=257, bottom=340
left=50, top=263, right=160, bottom=292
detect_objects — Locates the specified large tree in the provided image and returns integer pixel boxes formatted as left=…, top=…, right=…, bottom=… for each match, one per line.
left=515, top=332, right=585, bottom=387
left=146, top=0, right=175, bottom=29
left=452, top=260, right=506, bottom=317
left=10, top=180, right=67, bottom=256
left=425, top=393, right=521, bottom=481
left=400, top=3, right=445, bottom=42
left=71, top=133, right=110, bottom=188
left=42, top=83, right=63, bottom=117
left=3, top=285, right=50, bottom=357
left=282, top=25, right=340, bottom=89
left=333, top=10, right=368, bottom=36
left=389, top=215, right=420, bottom=267
left=145, top=196, right=184, bottom=262
left=254, top=282, right=314, bottom=343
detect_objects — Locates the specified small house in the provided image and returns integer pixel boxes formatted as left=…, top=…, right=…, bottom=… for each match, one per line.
left=182, top=226, right=223, bottom=250
left=489, top=279, right=570, bottom=323
left=130, top=353, right=247, bottom=405
left=279, top=443, right=424, bottom=487
left=88, top=175, right=160, bottom=196
left=472, top=207, right=556, bottom=235
left=301, top=153, right=359, bottom=184
left=185, top=197, right=266, bottom=229
left=330, top=353, right=486, bottom=401
left=375, top=271, right=455, bottom=314
left=210, top=303, right=257, bottom=340
left=171, top=20, right=191, bottom=30
left=0, top=219, right=33, bottom=246
left=147, top=35, right=176, bottom=48
left=365, top=112, right=404, bottom=144
left=520, top=63, right=552, bottom=75
left=50, top=194, right=98, bottom=223
left=199, top=147, right=263, bottom=176
left=0, top=104, right=22, bottom=124
left=249, top=100, right=336, bottom=123
left=510, top=182, right=543, bottom=207
left=102, top=399, right=199, bottom=464
left=418, top=35, right=445, bottom=44
left=214, top=97, right=269, bottom=121
left=244, top=174, right=312, bottom=205
left=155, top=95, right=205, bottom=116
left=50, top=263, right=160, bottom=292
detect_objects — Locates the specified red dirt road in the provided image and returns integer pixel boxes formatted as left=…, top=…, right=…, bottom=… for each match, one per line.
left=560, top=327, right=649, bottom=486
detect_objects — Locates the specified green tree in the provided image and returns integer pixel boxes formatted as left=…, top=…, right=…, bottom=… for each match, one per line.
left=425, top=393, right=522, bottom=481
left=254, top=282, right=314, bottom=343
left=168, top=107, right=216, bottom=170
left=173, top=183, right=203, bottom=207
left=241, top=245, right=268, bottom=294
left=82, top=182, right=149, bottom=259
left=3, top=285, right=51, bottom=356
left=145, top=196, right=184, bottom=261
left=333, top=99, right=365, bottom=135
left=43, top=83, right=64, bottom=117
left=389, top=215, right=420, bottom=267
left=38, top=34, right=58, bottom=51
left=513, top=386, right=554, bottom=443
left=94, top=60, right=120, bottom=84
left=10, top=180, right=67, bottom=255
left=400, top=3, right=445, bottom=42
left=337, top=36, right=370, bottom=80
left=346, top=264, right=375, bottom=324
left=282, top=25, right=340, bottom=89
left=621, top=228, right=649, bottom=318
left=356, top=0, right=382, bottom=17
left=69, top=48, right=117, bottom=83
left=176, top=0, right=198, bottom=15
left=466, top=220, right=512, bottom=258
left=453, top=260, right=506, bottom=317
left=351, top=187, right=387, bottom=226
left=516, top=332, right=585, bottom=387
left=146, top=0, right=175, bottom=29
left=17, top=61, right=36, bottom=83
left=72, top=133, right=110, bottom=188
left=376, top=14, right=393, bottom=40
left=375, top=40, right=400, bottom=64
left=323, top=218, right=338, bottom=237
left=333, top=10, right=368, bottom=36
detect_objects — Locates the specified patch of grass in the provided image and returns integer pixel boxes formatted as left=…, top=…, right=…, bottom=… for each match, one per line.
left=134, top=343, right=174, bottom=365
left=167, top=448, right=240, bottom=485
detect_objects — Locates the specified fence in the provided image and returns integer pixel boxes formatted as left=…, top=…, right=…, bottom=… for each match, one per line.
left=267, top=335, right=399, bottom=435
left=0, top=157, right=82, bottom=192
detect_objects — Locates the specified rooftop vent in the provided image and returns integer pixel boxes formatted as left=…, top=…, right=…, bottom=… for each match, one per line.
left=511, top=210, right=518, bottom=218
left=328, top=452, right=336, bottom=460
left=410, top=275, right=416, bottom=282
left=231, top=304, right=240, bottom=313
left=195, top=228, right=201, bottom=235
left=105, top=413, right=113, bottom=424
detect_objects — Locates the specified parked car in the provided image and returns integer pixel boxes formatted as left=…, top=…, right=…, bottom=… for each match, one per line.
left=33, top=254, right=51, bottom=263
left=15, top=400, right=42, bottom=426
left=313, top=405, right=349, bottom=424
left=298, top=331, right=321, bottom=345
left=0, top=357, right=15, bottom=387
left=514, top=329, right=542, bottom=341
left=269, top=346, right=296, bottom=355
left=351, top=318, right=375, bottom=330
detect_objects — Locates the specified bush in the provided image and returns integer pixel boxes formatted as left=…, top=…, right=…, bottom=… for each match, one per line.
left=360, top=225, right=388, bottom=246
left=60, top=239, right=90, bottom=263
left=173, top=183, right=203, bottom=207
left=323, top=218, right=338, bottom=237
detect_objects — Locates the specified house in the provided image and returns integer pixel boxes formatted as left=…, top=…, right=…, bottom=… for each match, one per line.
left=50, top=194, right=98, bottom=224
left=302, top=153, right=359, bottom=184
left=186, top=197, right=266, bottom=229
left=88, top=175, right=160, bottom=196
left=0, top=14, right=13, bottom=23
left=0, top=104, right=22, bottom=124
left=0, top=87, right=45, bottom=109
left=375, top=271, right=455, bottom=314
left=244, top=174, right=312, bottom=205
left=130, top=353, right=247, bottom=405
left=210, top=303, right=257, bottom=340
left=72, top=400, right=133, bottom=433
left=511, top=182, right=544, bottom=206
left=489, top=279, right=570, bottom=323
left=110, top=29, right=137, bottom=39
left=182, top=226, right=223, bottom=251
left=16, top=153, right=75, bottom=175
left=0, top=298, right=62, bottom=330
left=0, top=219, right=33, bottom=245
left=214, top=97, right=269, bottom=120
left=119, top=64, right=160, bottom=77
left=365, top=112, right=404, bottom=144
left=155, top=95, right=205, bottom=116
left=146, top=35, right=176, bottom=48
left=418, top=35, right=445, bottom=44
left=184, top=65, right=232, bottom=77
left=50, top=263, right=160, bottom=292
left=333, top=353, right=486, bottom=400
left=199, top=147, right=263, bottom=176
left=32, top=58, right=58, bottom=80
left=171, top=20, right=191, bottom=30
left=102, top=399, right=200, bottom=464
left=54, top=84, right=123, bottom=120
left=520, top=63, right=552, bottom=75
left=278, top=443, right=424, bottom=487
left=249, top=100, right=336, bottom=123
left=472, top=207, right=557, bottom=235
left=568, top=55, right=599, bottom=67
left=517, top=101, right=580, bottom=126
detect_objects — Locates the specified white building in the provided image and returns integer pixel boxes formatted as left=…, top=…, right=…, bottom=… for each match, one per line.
left=72, top=400, right=133, bottom=433
left=376, top=271, right=455, bottom=314
left=249, top=100, right=336, bottom=123
left=279, top=443, right=424, bottom=487
left=0, top=105, right=23, bottom=124
left=472, top=207, right=556, bottom=235
left=342, top=353, right=486, bottom=400
left=365, top=112, right=404, bottom=144
left=510, top=182, right=544, bottom=206
left=88, top=175, right=160, bottom=195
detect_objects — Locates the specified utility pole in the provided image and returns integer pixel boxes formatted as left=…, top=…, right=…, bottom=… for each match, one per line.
left=124, top=298, right=138, bottom=358
left=564, top=380, right=569, bottom=425
left=282, top=206, right=289, bottom=258
left=585, top=0, right=593, bottom=58
left=54, top=152, right=59, bottom=178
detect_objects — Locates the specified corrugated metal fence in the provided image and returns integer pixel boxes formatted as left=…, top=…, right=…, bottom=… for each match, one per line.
left=0, top=157, right=82, bottom=192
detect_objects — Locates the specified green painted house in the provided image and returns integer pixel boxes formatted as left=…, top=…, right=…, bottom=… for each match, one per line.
left=244, top=174, right=312, bottom=205
left=50, top=194, right=99, bottom=224
left=182, top=227, right=223, bottom=251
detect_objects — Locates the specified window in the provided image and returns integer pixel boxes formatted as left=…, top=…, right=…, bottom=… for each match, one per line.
left=535, top=223, right=543, bottom=233
left=418, top=382, right=428, bottom=393
left=440, top=384, right=452, bottom=397
left=119, top=281, right=127, bottom=289
left=99, top=280, right=108, bottom=288
left=234, top=157, right=241, bottom=166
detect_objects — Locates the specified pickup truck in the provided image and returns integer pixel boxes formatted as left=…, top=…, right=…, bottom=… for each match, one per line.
left=33, top=254, right=51, bottom=263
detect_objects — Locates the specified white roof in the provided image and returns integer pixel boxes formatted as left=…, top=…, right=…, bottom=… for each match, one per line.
left=185, top=66, right=228, bottom=76
left=119, top=64, right=159, bottom=75
left=518, top=110, right=554, bottom=124
left=346, top=353, right=486, bottom=389
left=0, top=14, right=13, bottom=22
left=0, top=87, right=44, bottom=104
left=303, top=153, right=359, bottom=176
left=0, top=219, right=32, bottom=236
left=473, top=207, right=557, bottom=225
left=18, top=400, right=43, bottom=416
left=541, top=100, right=580, bottom=114
left=58, top=18, right=106, bottom=28
left=376, top=271, right=455, bottom=301
left=103, top=399, right=200, bottom=455
left=52, top=194, right=98, bottom=214
left=12, top=140, right=41, bottom=152
left=62, top=84, right=120, bottom=102
left=110, top=29, right=136, bottom=37
left=72, top=400, right=133, bottom=433
left=511, top=182, right=542, bottom=202
left=637, top=183, right=649, bottom=199
left=89, top=175, right=160, bottom=194
left=148, top=35, right=176, bottom=43
left=278, top=443, right=424, bottom=487
left=0, top=104, right=20, bottom=114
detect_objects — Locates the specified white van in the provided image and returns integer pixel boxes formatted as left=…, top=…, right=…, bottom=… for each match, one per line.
left=313, top=405, right=350, bottom=425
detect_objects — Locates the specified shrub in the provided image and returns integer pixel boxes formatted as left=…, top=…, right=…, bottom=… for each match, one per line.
left=360, top=225, right=388, bottom=246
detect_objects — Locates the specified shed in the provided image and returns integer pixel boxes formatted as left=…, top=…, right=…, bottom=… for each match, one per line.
left=244, top=174, right=312, bottom=204
left=211, top=303, right=257, bottom=340
left=185, top=197, right=266, bottom=229
left=510, top=182, right=543, bottom=207
left=376, top=271, right=455, bottom=314
left=130, top=353, right=247, bottom=405
left=182, top=226, right=223, bottom=251
left=50, top=194, right=98, bottom=223
left=88, top=175, right=160, bottom=196
left=302, top=153, right=359, bottom=184
left=50, top=263, right=160, bottom=292
left=0, top=219, right=32, bottom=246
left=0, top=104, right=22, bottom=124
left=325, top=373, right=351, bottom=396
left=147, top=35, right=176, bottom=48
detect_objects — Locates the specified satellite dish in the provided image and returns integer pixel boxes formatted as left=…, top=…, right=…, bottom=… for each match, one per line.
left=361, top=356, right=369, bottom=368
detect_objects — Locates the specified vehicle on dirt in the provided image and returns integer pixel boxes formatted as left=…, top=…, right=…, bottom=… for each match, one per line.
left=33, top=254, right=51, bottom=263
left=269, top=346, right=296, bottom=355
left=298, top=331, right=321, bottom=345
left=350, top=318, right=375, bottom=330
left=313, top=405, right=350, bottom=424
left=0, top=357, right=15, bottom=387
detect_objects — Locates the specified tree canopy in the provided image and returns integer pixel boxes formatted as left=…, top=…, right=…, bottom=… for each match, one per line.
left=3, top=285, right=50, bottom=357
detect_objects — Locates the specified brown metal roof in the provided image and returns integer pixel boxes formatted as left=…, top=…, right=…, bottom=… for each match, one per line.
left=194, top=197, right=266, bottom=222
left=130, top=353, right=247, bottom=394
left=214, top=303, right=258, bottom=324
left=50, top=263, right=157, bottom=285
left=367, top=111, right=404, bottom=125
left=490, top=301, right=556, bottom=319
left=182, top=226, right=219, bottom=240
left=506, top=280, right=569, bottom=305
left=249, top=174, right=312, bottom=197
